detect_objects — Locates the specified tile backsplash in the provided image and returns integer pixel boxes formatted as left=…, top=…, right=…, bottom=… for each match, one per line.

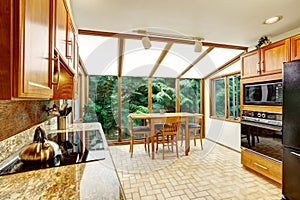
left=0, top=100, right=58, bottom=141
left=0, top=117, right=57, bottom=163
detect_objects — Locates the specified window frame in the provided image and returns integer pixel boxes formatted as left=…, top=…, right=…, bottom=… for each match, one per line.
left=210, top=71, right=241, bottom=122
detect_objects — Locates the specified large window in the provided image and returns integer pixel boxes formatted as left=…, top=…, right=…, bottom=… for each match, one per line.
left=228, top=74, right=240, bottom=119
left=180, top=79, right=201, bottom=113
left=211, top=73, right=240, bottom=121
left=212, top=78, right=225, bottom=117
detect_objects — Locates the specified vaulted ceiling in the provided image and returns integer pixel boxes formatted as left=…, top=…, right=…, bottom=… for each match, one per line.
left=70, top=0, right=300, bottom=78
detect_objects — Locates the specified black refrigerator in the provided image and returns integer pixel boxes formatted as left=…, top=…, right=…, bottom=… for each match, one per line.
left=282, top=59, right=300, bottom=200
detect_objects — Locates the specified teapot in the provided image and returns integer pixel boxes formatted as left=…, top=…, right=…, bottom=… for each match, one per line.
left=19, top=126, right=56, bottom=163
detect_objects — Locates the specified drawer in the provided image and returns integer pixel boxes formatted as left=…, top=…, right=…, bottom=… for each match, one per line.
left=241, top=149, right=282, bottom=184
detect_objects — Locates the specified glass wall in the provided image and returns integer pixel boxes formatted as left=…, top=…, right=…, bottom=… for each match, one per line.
left=180, top=79, right=201, bottom=113
left=122, top=77, right=148, bottom=139
left=84, top=76, right=119, bottom=140
left=85, top=76, right=201, bottom=141
left=228, top=74, right=241, bottom=119
left=152, top=78, right=176, bottom=113
left=212, top=78, right=225, bottom=117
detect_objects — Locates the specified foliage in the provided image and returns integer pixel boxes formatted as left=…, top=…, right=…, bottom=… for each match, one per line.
left=85, top=76, right=201, bottom=140
left=256, top=36, right=271, bottom=48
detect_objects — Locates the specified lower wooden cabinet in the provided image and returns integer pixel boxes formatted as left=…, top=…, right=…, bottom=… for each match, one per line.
left=241, top=149, right=282, bottom=184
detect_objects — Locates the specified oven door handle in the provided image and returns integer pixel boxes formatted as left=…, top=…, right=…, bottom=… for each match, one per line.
left=241, top=121, right=282, bottom=131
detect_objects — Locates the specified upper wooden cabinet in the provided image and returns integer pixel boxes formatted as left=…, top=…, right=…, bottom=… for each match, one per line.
left=241, top=49, right=260, bottom=79
left=0, top=0, right=75, bottom=100
left=55, top=0, right=77, bottom=72
left=14, top=0, right=54, bottom=99
left=0, top=0, right=53, bottom=99
left=241, top=38, right=291, bottom=79
left=55, top=0, right=68, bottom=62
left=291, top=34, right=300, bottom=61
left=260, top=38, right=290, bottom=75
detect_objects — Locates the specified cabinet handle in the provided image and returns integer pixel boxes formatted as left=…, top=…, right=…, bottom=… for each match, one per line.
left=291, top=152, right=300, bottom=158
left=52, top=56, right=60, bottom=90
left=67, top=40, right=73, bottom=60
left=254, top=162, right=268, bottom=170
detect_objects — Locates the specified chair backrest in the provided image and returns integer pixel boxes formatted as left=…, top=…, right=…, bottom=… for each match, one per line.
left=161, top=117, right=181, bottom=136
left=128, top=115, right=133, bottom=132
left=194, top=114, right=203, bottom=126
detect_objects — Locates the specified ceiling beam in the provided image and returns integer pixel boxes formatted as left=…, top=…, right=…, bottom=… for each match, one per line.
left=78, top=29, right=248, bottom=51
left=149, top=43, right=173, bottom=78
left=203, top=51, right=246, bottom=79
left=177, top=47, right=214, bottom=79
left=118, top=38, right=125, bottom=77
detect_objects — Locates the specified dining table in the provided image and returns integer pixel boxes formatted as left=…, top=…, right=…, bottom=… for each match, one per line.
left=129, top=112, right=198, bottom=159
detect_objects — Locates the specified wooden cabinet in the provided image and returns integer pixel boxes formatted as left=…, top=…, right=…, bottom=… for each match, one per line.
left=66, top=17, right=76, bottom=69
left=241, top=49, right=260, bottom=79
left=55, top=0, right=68, bottom=62
left=260, top=38, right=290, bottom=75
left=0, top=0, right=75, bottom=100
left=241, top=149, right=282, bottom=184
left=241, top=39, right=290, bottom=79
left=52, top=53, right=74, bottom=99
left=0, top=0, right=55, bottom=99
left=14, top=0, right=53, bottom=99
left=291, top=34, right=300, bottom=61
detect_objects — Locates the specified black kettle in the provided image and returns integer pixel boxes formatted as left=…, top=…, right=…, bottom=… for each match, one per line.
left=19, top=126, right=55, bottom=163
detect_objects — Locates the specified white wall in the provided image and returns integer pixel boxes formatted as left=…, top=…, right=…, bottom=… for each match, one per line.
left=204, top=61, right=241, bottom=151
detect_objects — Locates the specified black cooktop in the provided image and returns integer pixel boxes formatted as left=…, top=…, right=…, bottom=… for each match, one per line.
left=0, top=129, right=105, bottom=176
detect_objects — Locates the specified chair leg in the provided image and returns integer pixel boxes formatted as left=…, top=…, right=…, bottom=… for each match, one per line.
left=194, top=130, right=197, bottom=146
left=199, top=132, right=203, bottom=150
left=144, top=135, right=147, bottom=152
left=176, top=135, right=179, bottom=158
left=130, top=137, right=134, bottom=158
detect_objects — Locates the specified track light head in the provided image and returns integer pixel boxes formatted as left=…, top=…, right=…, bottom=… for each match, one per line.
left=142, top=36, right=151, bottom=49
left=194, top=40, right=203, bottom=52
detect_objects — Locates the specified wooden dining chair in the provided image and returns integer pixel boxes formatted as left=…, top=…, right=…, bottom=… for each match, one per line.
left=156, top=117, right=181, bottom=159
left=128, top=115, right=151, bottom=158
left=181, top=114, right=203, bottom=150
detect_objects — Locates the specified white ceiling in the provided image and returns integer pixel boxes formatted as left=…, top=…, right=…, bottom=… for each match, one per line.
left=70, top=0, right=300, bottom=46
left=70, top=0, right=300, bottom=78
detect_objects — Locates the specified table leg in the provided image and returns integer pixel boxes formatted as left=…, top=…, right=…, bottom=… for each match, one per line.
left=150, top=121, right=155, bottom=159
left=185, top=117, right=190, bottom=156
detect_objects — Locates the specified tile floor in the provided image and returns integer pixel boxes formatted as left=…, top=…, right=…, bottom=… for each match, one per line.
left=109, top=139, right=282, bottom=200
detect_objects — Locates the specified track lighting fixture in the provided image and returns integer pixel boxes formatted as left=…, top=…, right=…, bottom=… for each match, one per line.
left=142, top=36, right=151, bottom=49
left=194, top=40, right=203, bottom=52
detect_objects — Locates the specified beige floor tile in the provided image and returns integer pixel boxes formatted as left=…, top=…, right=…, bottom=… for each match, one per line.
left=110, top=139, right=281, bottom=200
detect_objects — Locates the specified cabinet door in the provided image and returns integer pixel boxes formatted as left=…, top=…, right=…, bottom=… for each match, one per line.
left=260, top=38, right=290, bottom=75
left=66, top=17, right=75, bottom=69
left=55, top=0, right=67, bottom=61
left=16, top=0, right=53, bottom=98
left=291, top=34, right=300, bottom=61
left=241, top=49, right=260, bottom=78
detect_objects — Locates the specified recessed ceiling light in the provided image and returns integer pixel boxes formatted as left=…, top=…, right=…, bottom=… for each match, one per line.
left=263, top=16, right=283, bottom=24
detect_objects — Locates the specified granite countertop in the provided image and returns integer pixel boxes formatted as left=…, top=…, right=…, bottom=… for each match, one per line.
left=0, top=122, right=125, bottom=200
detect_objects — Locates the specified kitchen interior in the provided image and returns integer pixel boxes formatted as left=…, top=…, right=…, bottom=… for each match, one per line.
left=1, top=0, right=300, bottom=199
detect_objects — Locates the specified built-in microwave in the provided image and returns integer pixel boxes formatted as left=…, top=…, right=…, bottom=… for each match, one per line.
left=244, top=81, right=283, bottom=106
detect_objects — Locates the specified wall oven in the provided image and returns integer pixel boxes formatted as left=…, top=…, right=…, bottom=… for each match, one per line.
left=241, top=110, right=283, bottom=162
left=244, top=81, right=283, bottom=106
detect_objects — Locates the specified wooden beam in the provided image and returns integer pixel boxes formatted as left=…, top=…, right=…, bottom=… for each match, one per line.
left=203, top=51, right=245, bottom=79
left=175, top=78, right=180, bottom=112
left=200, top=79, right=205, bottom=138
left=148, top=78, right=152, bottom=113
left=118, top=76, right=122, bottom=142
left=149, top=43, right=173, bottom=78
left=118, top=38, right=125, bottom=77
left=177, top=47, right=214, bottom=79
left=78, top=29, right=248, bottom=51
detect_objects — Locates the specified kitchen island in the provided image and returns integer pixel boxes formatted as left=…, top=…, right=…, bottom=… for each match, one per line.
left=0, top=122, right=125, bottom=199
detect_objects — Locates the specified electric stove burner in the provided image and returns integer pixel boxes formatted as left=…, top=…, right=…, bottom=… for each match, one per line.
left=0, top=129, right=105, bottom=176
